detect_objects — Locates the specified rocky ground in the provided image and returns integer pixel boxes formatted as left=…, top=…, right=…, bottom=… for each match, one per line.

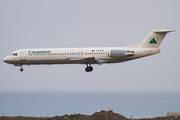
left=0, top=110, right=179, bottom=120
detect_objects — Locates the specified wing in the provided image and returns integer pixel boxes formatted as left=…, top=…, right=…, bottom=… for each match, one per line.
left=67, top=57, right=103, bottom=65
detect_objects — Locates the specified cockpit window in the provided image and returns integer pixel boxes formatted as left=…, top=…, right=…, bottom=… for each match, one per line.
left=12, top=53, right=18, bottom=56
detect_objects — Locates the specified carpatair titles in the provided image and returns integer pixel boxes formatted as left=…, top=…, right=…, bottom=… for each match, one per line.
left=28, top=50, right=51, bottom=54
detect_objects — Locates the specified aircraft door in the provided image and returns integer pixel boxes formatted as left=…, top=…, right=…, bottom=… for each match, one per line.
left=21, top=50, right=26, bottom=61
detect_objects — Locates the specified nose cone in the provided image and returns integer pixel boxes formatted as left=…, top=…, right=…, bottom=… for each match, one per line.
left=3, top=56, right=10, bottom=63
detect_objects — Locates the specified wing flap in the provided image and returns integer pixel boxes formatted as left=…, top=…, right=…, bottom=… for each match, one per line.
left=68, top=57, right=85, bottom=61
left=68, top=57, right=102, bottom=65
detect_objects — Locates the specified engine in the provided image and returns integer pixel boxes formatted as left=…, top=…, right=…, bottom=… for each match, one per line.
left=109, top=50, right=134, bottom=57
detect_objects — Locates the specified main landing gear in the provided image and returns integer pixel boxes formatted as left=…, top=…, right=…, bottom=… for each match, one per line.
left=85, top=64, right=93, bottom=72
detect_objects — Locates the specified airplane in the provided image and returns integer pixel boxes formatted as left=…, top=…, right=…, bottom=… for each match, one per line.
left=3, top=29, right=173, bottom=72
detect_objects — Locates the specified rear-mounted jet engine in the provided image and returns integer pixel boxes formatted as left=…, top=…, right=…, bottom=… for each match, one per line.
left=109, top=50, right=134, bottom=57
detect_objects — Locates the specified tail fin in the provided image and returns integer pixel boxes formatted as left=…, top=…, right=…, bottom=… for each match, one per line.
left=138, top=29, right=173, bottom=48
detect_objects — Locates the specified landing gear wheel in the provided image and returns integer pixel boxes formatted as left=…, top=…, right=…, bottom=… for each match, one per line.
left=20, top=68, right=23, bottom=72
left=85, top=64, right=93, bottom=72
left=85, top=67, right=89, bottom=72
left=89, top=66, right=93, bottom=71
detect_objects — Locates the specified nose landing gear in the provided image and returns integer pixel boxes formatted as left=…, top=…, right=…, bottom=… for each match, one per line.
left=85, top=64, right=93, bottom=72
left=20, top=68, right=24, bottom=72
left=20, top=65, right=24, bottom=72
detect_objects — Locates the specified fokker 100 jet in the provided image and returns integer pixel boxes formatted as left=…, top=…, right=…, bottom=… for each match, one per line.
left=3, top=29, right=173, bottom=72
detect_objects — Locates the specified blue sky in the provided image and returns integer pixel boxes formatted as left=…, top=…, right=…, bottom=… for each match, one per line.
left=0, top=0, right=180, bottom=91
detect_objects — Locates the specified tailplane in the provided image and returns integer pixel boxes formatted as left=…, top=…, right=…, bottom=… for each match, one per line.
left=138, top=29, right=173, bottom=48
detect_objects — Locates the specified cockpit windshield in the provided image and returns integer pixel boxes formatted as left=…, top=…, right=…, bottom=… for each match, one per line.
left=12, top=53, right=18, bottom=56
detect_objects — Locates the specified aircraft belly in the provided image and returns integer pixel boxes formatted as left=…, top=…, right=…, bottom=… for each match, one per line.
left=8, top=54, right=142, bottom=66
left=11, top=58, right=135, bottom=65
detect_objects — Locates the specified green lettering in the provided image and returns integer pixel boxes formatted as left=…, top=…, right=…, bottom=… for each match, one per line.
left=28, top=50, right=32, bottom=54
left=28, top=50, right=51, bottom=54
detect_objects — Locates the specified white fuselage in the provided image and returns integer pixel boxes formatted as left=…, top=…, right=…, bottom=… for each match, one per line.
left=3, top=47, right=160, bottom=66
left=3, top=29, right=173, bottom=72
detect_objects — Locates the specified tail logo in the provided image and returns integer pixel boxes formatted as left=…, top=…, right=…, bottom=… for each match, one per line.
left=149, top=37, right=158, bottom=44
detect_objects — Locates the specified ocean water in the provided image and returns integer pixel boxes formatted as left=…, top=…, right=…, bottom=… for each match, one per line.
left=0, top=91, right=179, bottom=119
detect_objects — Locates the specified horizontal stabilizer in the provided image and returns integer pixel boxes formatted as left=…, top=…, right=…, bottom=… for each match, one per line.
left=154, top=29, right=174, bottom=33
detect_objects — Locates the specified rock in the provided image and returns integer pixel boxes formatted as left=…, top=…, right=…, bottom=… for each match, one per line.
left=51, top=110, right=128, bottom=120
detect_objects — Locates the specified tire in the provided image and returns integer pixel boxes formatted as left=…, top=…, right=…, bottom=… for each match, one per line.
left=85, top=67, right=89, bottom=72
left=20, top=68, right=23, bottom=72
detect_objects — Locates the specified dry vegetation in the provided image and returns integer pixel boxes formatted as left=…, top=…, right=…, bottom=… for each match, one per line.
left=0, top=110, right=179, bottom=120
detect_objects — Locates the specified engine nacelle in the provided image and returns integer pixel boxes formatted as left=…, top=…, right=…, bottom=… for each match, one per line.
left=109, top=50, right=134, bottom=57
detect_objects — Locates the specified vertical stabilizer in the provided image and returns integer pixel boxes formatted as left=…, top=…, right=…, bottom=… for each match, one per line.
left=138, top=29, right=173, bottom=48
